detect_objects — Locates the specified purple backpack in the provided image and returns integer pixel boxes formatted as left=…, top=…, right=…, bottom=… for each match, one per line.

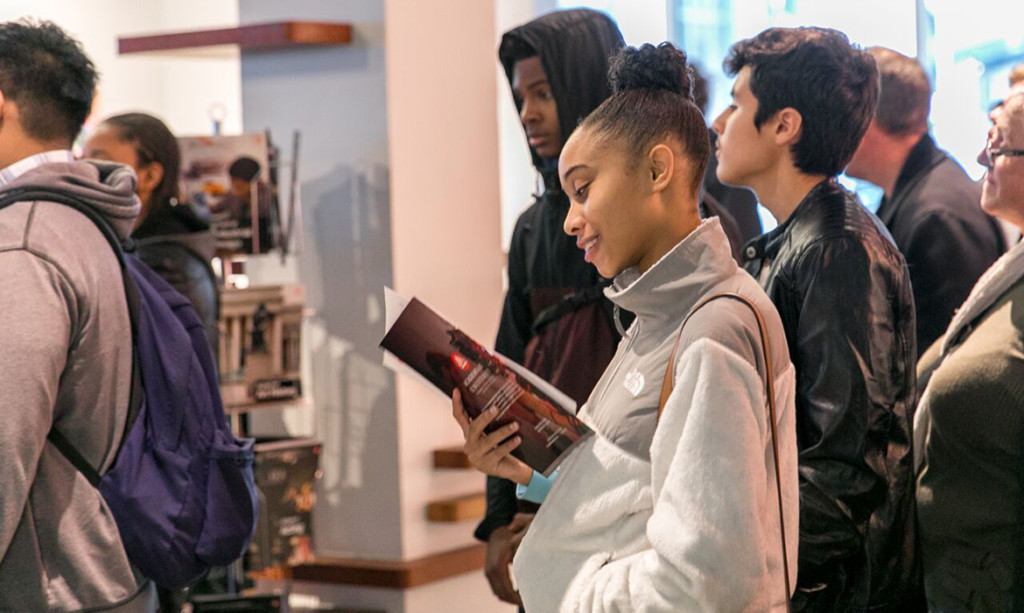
left=1, top=188, right=258, bottom=589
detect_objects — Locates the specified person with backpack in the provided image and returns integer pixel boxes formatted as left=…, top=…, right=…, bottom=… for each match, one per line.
left=0, top=21, right=257, bottom=612
left=0, top=20, right=157, bottom=612
left=83, top=112, right=219, bottom=358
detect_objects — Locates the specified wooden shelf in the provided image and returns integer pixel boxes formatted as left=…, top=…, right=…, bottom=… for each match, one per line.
left=426, top=492, right=486, bottom=522
left=288, top=544, right=486, bottom=588
left=432, top=446, right=471, bottom=469
left=118, top=21, right=352, bottom=56
left=223, top=396, right=307, bottom=415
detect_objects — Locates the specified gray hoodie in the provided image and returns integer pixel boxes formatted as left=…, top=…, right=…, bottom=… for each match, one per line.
left=0, top=161, right=154, bottom=612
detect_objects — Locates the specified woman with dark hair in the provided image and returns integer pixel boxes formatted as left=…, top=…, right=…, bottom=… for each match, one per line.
left=453, top=43, right=798, bottom=612
left=83, top=113, right=219, bottom=354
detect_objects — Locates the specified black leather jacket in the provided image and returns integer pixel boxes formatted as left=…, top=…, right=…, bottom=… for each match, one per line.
left=743, top=180, right=920, bottom=612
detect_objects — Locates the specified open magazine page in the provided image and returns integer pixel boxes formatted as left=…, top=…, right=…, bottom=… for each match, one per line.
left=380, top=288, right=591, bottom=477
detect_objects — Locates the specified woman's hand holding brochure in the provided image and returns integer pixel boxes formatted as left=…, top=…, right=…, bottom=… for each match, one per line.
left=452, top=388, right=534, bottom=485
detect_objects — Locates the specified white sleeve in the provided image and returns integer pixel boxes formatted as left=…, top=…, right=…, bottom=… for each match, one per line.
left=574, top=338, right=788, bottom=612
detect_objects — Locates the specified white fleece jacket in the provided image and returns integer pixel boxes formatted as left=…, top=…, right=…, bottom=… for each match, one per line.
left=512, top=219, right=799, bottom=612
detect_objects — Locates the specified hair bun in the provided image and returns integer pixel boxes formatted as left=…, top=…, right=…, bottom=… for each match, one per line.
left=609, top=42, right=694, bottom=102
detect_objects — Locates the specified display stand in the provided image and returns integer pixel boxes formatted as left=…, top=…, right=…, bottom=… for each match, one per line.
left=118, top=17, right=347, bottom=609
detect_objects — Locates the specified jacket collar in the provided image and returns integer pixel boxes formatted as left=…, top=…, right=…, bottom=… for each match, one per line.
left=605, top=218, right=737, bottom=326
left=742, top=178, right=838, bottom=262
left=2, top=159, right=141, bottom=241
left=942, top=238, right=1024, bottom=356
left=876, top=134, right=945, bottom=225
left=0, top=150, right=74, bottom=187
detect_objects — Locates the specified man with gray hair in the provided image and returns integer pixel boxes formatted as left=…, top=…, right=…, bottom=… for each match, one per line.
left=847, top=47, right=1005, bottom=352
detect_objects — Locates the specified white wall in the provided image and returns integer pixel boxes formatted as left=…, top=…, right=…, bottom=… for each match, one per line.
left=242, top=0, right=510, bottom=610
left=238, top=0, right=403, bottom=564
left=0, top=0, right=242, bottom=140
left=496, top=0, right=542, bottom=249
left=384, top=0, right=506, bottom=562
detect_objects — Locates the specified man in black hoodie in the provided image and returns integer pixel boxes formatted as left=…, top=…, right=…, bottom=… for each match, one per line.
left=474, top=9, right=624, bottom=607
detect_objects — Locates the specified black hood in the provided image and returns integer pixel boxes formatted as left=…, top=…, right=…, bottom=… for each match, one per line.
left=133, top=200, right=216, bottom=261
left=499, top=9, right=624, bottom=190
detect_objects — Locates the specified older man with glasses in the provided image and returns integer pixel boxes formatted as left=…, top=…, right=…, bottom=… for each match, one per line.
left=914, top=88, right=1024, bottom=613
left=980, top=141, right=1024, bottom=166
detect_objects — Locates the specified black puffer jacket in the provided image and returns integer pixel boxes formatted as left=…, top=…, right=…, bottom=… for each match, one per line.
left=742, top=180, right=920, bottom=612
left=133, top=202, right=219, bottom=358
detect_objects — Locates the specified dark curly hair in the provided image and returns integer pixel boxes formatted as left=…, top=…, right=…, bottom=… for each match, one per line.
left=690, top=63, right=710, bottom=116
left=580, top=42, right=709, bottom=194
left=0, top=20, right=97, bottom=144
left=724, top=27, right=878, bottom=177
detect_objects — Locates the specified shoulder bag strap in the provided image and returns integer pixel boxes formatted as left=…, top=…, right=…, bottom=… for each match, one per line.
left=657, top=291, right=792, bottom=612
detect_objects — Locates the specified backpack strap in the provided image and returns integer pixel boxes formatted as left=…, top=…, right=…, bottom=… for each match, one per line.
left=657, top=292, right=792, bottom=612
left=530, top=284, right=606, bottom=333
left=0, top=187, right=144, bottom=483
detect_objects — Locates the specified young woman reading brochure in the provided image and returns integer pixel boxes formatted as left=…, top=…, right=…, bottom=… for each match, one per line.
left=453, top=43, right=799, bottom=612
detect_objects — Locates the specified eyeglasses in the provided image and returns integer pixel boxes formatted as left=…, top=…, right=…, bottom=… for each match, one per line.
left=983, top=146, right=1024, bottom=167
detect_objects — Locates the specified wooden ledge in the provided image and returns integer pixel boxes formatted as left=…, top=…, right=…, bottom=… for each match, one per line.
left=119, top=21, right=352, bottom=56
left=289, top=544, right=486, bottom=588
left=432, top=446, right=471, bottom=469
left=426, top=492, right=486, bottom=522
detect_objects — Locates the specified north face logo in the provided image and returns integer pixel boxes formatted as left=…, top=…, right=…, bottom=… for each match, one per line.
left=623, top=368, right=645, bottom=397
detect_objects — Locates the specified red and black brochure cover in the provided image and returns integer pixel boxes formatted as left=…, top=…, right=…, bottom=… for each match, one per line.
left=380, top=291, right=591, bottom=477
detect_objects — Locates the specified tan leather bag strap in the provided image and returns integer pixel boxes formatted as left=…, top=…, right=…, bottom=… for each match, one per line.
left=657, top=292, right=792, bottom=612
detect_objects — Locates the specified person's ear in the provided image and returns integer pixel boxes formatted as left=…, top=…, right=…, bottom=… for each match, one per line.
left=136, top=161, right=164, bottom=199
left=772, top=108, right=803, bottom=146
left=648, top=143, right=675, bottom=193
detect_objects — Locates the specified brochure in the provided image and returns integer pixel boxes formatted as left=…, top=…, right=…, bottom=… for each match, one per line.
left=380, top=288, right=591, bottom=477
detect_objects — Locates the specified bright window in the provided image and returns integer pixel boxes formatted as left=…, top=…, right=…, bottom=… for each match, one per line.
left=558, top=0, right=1024, bottom=226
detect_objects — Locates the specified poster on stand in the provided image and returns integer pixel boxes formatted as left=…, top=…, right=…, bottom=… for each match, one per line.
left=247, top=438, right=320, bottom=571
left=178, top=133, right=280, bottom=255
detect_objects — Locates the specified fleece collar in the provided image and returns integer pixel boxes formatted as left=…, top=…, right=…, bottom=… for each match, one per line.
left=606, top=218, right=738, bottom=327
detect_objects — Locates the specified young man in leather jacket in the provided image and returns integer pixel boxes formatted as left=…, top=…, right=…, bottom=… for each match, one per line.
left=712, top=27, right=921, bottom=612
